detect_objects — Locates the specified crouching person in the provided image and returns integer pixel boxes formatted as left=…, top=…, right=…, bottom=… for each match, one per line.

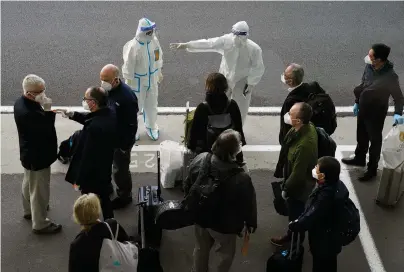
left=184, top=129, right=257, bottom=272
left=288, top=156, right=348, bottom=272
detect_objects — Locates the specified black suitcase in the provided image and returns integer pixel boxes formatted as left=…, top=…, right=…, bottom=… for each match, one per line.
left=266, top=232, right=304, bottom=272
left=137, top=196, right=164, bottom=272
left=137, top=151, right=164, bottom=248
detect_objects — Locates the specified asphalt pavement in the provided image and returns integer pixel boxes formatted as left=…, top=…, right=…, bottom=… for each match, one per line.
left=1, top=171, right=376, bottom=272
left=2, top=1, right=404, bottom=107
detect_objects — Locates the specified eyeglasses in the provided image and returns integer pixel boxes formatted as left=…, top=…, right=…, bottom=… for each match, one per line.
left=82, top=97, right=94, bottom=101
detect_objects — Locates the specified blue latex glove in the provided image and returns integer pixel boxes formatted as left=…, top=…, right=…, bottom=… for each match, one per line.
left=353, top=103, right=359, bottom=116
left=394, top=114, right=403, bottom=124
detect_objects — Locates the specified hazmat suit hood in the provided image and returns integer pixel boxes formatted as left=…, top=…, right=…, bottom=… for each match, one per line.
left=135, top=17, right=157, bottom=43
left=231, top=21, right=249, bottom=48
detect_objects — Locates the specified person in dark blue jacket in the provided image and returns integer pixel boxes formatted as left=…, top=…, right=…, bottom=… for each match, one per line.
left=289, top=156, right=348, bottom=272
left=100, top=64, right=139, bottom=209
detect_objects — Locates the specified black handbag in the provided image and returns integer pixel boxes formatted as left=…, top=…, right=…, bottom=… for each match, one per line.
left=271, top=181, right=289, bottom=216
left=155, top=200, right=195, bottom=230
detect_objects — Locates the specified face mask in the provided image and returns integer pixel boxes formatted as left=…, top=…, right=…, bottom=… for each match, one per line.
left=34, top=92, right=46, bottom=104
left=281, top=74, right=287, bottom=84
left=82, top=100, right=90, bottom=111
left=283, top=112, right=292, bottom=125
left=312, top=168, right=318, bottom=180
left=364, top=55, right=373, bottom=65
left=101, top=81, right=112, bottom=92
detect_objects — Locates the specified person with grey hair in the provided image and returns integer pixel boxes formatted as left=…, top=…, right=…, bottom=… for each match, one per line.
left=13, top=74, right=62, bottom=234
left=279, top=63, right=332, bottom=144
left=184, top=129, right=257, bottom=272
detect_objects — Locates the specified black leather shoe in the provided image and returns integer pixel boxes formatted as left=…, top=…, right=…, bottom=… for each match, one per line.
left=341, top=157, right=366, bottom=167
left=358, top=170, right=377, bottom=182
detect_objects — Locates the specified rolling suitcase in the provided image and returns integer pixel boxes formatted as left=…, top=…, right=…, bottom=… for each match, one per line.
left=375, top=161, right=404, bottom=207
left=266, top=232, right=304, bottom=272
left=137, top=151, right=164, bottom=248
left=137, top=199, right=164, bottom=272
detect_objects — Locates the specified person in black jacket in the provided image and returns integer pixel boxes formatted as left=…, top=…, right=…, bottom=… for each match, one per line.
left=14, top=74, right=62, bottom=234
left=62, top=86, right=117, bottom=220
left=184, top=129, right=257, bottom=272
left=69, top=193, right=130, bottom=272
left=289, top=156, right=348, bottom=272
left=187, top=72, right=247, bottom=165
left=342, top=43, right=404, bottom=181
left=100, top=64, right=139, bottom=209
left=279, top=63, right=311, bottom=144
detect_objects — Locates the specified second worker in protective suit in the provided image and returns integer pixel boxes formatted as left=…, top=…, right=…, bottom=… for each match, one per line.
left=122, top=18, right=163, bottom=140
left=170, top=21, right=265, bottom=126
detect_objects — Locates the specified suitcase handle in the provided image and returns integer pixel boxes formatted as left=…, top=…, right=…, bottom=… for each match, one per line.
left=289, top=232, right=301, bottom=260
left=157, top=151, right=162, bottom=200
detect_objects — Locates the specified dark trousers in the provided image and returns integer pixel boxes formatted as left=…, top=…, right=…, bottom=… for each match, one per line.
left=355, top=113, right=386, bottom=171
left=286, top=198, right=306, bottom=244
left=81, top=190, right=114, bottom=220
left=112, top=147, right=134, bottom=199
left=312, top=254, right=337, bottom=272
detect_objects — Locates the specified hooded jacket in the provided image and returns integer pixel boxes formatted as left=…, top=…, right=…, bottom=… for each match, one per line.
left=184, top=152, right=257, bottom=234
left=354, top=61, right=404, bottom=116
left=296, top=179, right=349, bottom=257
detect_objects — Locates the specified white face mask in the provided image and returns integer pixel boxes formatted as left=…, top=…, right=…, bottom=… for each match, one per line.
left=364, top=55, right=373, bottom=65
left=34, top=92, right=46, bottom=104
left=101, top=81, right=112, bottom=92
left=312, top=168, right=318, bottom=180
left=283, top=112, right=292, bottom=125
left=281, top=74, right=286, bottom=84
left=82, top=100, right=90, bottom=111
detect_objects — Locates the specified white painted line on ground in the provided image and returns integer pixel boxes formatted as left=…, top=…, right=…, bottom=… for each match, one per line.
left=130, top=144, right=356, bottom=153
left=336, top=151, right=386, bottom=272
left=0, top=106, right=395, bottom=115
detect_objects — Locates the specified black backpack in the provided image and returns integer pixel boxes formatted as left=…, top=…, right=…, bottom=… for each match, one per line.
left=205, top=100, right=234, bottom=149
left=316, top=127, right=337, bottom=158
left=306, top=82, right=337, bottom=136
left=335, top=197, right=361, bottom=246
left=182, top=153, right=243, bottom=226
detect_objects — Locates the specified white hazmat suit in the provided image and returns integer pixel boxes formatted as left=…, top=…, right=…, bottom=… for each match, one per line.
left=122, top=18, right=163, bottom=140
left=170, top=21, right=265, bottom=126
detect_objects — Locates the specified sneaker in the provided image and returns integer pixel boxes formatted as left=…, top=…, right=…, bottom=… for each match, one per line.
left=146, top=128, right=159, bottom=141
left=33, top=222, right=62, bottom=234
left=270, top=235, right=290, bottom=247
left=341, top=157, right=366, bottom=167
left=358, top=170, right=377, bottom=182
left=112, top=196, right=133, bottom=210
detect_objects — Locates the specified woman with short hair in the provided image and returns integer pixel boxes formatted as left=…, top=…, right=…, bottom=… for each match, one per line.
left=68, top=194, right=130, bottom=272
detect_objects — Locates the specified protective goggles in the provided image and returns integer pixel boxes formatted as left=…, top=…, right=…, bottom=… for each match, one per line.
left=231, top=29, right=248, bottom=36
left=140, top=23, right=156, bottom=32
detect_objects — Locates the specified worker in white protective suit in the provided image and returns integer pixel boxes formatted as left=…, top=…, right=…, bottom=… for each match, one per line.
left=170, top=21, right=265, bottom=126
left=122, top=18, right=163, bottom=141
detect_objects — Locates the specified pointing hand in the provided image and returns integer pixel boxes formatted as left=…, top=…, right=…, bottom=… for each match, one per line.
left=170, top=43, right=187, bottom=50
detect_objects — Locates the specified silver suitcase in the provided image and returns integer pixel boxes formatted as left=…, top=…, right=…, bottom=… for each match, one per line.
left=375, top=162, right=404, bottom=207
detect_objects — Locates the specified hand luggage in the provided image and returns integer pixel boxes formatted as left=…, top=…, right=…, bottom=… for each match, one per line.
left=271, top=181, right=289, bottom=216
left=375, top=161, right=404, bottom=207
left=155, top=199, right=194, bottom=230
left=137, top=151, right=164, bottom=248
left=266, top=232, right=304, bottom=272
left=137, top=199, right=164, bottom=272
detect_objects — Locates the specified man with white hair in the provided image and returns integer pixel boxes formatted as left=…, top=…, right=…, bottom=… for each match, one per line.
left=13, top=74, right=62, bottom=234
left=170, top=21, right=265, bottom=126
left=122, top=17, right=163, bottom=141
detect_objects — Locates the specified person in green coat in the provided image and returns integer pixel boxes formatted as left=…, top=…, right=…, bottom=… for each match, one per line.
left=271, top=102, right=318, bottom=247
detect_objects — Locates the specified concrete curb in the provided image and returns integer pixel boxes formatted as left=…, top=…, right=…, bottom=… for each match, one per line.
left=0, top=106, right=396, bottom=116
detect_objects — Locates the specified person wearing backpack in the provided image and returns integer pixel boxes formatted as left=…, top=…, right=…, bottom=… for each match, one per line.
left=279, top=63, right=337, bottom=145
left=69, top=194, right=132, bottom=272
left=288, top=156, right=356, bottom=272
left=184, top=129, right=257, bottom=272
left=187, top=72, right=246, bottom=163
